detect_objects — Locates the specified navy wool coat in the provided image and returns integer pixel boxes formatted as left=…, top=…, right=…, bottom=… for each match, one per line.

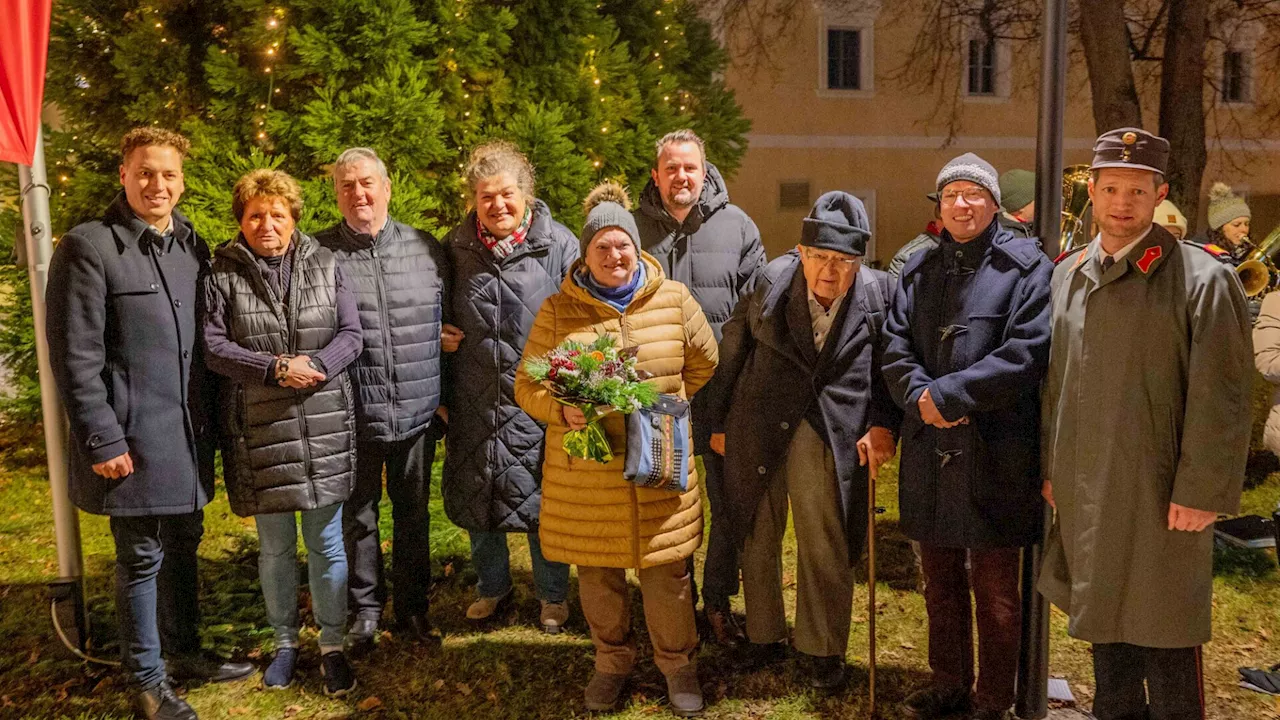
left=46, top=194, right=216, bottom=516
left=882, top=220, right=1052, bottom=548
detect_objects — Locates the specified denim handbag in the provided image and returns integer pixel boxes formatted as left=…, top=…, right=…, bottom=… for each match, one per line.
left=623, top=394, right=691, bottom=492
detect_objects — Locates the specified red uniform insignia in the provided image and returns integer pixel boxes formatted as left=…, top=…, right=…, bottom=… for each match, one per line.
left=1135, top=245, right=1162, bottom=273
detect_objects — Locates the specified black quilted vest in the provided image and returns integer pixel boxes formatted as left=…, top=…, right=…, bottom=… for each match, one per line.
left=208, top=234, right=355, bottom=517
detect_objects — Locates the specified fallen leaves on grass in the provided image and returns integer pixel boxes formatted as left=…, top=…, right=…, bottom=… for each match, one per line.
left=357, top=696, right=383, bottom=711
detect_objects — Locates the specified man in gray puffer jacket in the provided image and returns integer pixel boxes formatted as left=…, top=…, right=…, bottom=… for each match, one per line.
left=636, top=129, right=767, bottom=645
left=315, top=148, right=451, bottom=653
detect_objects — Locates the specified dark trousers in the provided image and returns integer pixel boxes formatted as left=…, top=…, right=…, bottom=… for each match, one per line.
left=700, top=452, right=740, bottom=608
left=109, top=511, right=205, bottom=689
left=918, top=544, right=1022, bottom=711
left=343, top=428, right=436, bottom=622
left=1092, top=643, right=1205, bottom=720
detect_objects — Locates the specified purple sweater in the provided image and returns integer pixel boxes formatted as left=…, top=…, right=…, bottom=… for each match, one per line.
left=203, top=242, right=362, bottom=385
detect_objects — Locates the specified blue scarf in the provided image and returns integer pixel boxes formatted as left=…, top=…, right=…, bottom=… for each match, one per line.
left=577, top=262, right=646, bottom=313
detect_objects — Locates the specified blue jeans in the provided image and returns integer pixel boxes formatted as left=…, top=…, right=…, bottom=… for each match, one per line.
left=255, top=504, right=348, bottom=650
left=109, top=512, right=205, bottom=689
left=469, top=530, right=569, bottom=603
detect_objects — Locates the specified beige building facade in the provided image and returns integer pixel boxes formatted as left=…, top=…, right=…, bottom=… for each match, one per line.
left=715, top=2, right=1280, bottom=263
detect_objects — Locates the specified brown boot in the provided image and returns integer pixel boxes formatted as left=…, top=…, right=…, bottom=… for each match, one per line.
left=583, top=670, right=627, bottom=712
left=665, top=664, right=704, bottom=717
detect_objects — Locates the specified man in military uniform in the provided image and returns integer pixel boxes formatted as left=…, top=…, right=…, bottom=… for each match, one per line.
left=1040, top=128, right=1253, bottom=720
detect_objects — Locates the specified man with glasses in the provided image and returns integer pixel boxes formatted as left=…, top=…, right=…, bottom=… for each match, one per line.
left=702, top=191, right=901, bottom=692
left=882, top=153, right=1053, bottom=720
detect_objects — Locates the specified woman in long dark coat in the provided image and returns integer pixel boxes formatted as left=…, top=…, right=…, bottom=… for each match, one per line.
left=441, top=141, right=579, bottom=633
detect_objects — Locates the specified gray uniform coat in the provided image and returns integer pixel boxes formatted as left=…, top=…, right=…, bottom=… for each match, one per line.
left=1039, top=224, right=1253, bottom=648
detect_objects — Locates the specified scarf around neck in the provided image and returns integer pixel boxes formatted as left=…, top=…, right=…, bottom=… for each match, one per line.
left=477, top=205, right=532, bottom=260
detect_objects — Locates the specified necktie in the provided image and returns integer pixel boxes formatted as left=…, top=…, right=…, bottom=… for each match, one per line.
left=1102, top=255, right=1115, bottom=272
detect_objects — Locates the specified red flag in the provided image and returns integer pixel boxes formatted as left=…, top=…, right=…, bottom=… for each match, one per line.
left=0, top=0, right=52, bottom=166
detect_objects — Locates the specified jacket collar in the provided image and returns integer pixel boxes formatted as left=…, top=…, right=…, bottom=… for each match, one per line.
left=104, top=192, right=194, bottom=251
left=216, top=230, right=314, bottom=268
left=454, top=199, right=554, bottom=262
left=559, top=252, right=666, bottom=313
left=1082, top=223, right=1175, bottom=287
left=638, top=162, right=731, bottom=237
left=773, top=251, right=867, bottom=372
left=331, top=215, right=398, bottom=251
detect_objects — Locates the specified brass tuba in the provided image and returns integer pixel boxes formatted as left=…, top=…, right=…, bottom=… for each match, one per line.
left=1237, top=225, right=1280, bottom=296
left=1060, top=164, right=1094, bottom=252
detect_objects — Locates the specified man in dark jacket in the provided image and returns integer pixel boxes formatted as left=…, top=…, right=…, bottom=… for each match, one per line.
left=316, top=148, right=450, bottom=652
left=636, top=129, right=766, bottom=644
left=46, top=128, right=252, bottom=720
left=703, top=191, right=900, bottom=692
left=882, top=153, right=1053, bottom=720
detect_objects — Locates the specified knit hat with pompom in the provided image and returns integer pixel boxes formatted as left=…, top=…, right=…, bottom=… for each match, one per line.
left=580, top=182, right=641, bottom=255
left=1207, top=182, right=1250, bottom=231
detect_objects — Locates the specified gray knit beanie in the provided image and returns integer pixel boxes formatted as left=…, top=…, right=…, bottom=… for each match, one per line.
left=936, top=153, right=1002, bottom=208
left=580, top=182, right=641, bottom=255
left=1207, top=182, right=1250, bottom=230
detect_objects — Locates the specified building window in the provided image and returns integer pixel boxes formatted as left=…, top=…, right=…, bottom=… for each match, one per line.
left=967, top=37, right=997, bottom=96
left=1223, top=49, right=1251, bottom=103
left=827, top=29, right=862, bottom=91
left=779, top=181, right=811, bottom=210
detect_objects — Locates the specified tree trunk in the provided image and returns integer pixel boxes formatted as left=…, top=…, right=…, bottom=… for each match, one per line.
left=1078, top=0, right=1143, bottom=132
left=1159, top=0, right=1210, bottom=230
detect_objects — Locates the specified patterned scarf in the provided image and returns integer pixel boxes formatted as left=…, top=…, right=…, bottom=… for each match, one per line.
left=477, top=206, right=532, bottom=260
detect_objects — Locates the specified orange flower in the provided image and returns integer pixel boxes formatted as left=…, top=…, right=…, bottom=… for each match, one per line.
left=589, top=351, right=606, bottom=361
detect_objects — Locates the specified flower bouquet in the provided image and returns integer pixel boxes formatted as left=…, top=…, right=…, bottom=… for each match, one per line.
left=523, top=335, right=658, bottom=463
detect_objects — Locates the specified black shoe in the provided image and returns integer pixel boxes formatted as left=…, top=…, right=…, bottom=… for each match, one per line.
left=136, top=681, right=198, bottom=720
left=969, top=708, right=1012, bottom=720
left=705, top=606, right=746, bottom=647
left=741, top=640, right=788, bottom=670
left=902, top=683, right=972, bottom=719
left=804, top=654, right=846, bottom=694
left=320, top=650, right=357, bottom=697
left=396, top=613, right=442, bottom=646
left=166, top=652, right=254, bottom=684
left=346, top=617, right=379, bottom=657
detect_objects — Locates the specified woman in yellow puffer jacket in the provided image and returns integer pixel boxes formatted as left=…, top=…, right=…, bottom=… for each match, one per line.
left=515, top=182, right=718, bottom=717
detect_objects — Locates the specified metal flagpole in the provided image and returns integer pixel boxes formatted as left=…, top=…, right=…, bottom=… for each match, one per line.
left=1015, top=0, right=1068, bottom=717
left=17, top=129, right=87, bottom=648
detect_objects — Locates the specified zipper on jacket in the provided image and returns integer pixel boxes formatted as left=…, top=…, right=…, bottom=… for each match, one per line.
left=492, top=263, right=503, bottom=471
left=620, top=311, right=643, bottom=569
left=287, top=253, right=317, bottom=508
left=371, top=246, right=398, bottom=437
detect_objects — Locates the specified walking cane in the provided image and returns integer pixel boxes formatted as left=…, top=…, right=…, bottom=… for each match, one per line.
left=867, top=470, right=878, bottom=717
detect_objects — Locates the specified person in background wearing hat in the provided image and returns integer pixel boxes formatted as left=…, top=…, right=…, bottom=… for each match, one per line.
left=997, top=168, right=1036, bottom=238
left=888, top=194, right=943, bottom=281
left=1154, top=198, right=1188, bottom=240
left=882, top=152, right=1052, bottom=720
left=701, top=191, right=901, bottom=692
left=636, top=129, right=766, bottom=646
left=514, top=182, right=718, bottom=717
left=1202, top=181, right=1251, bottom=261
left=1040, top=128, right=1252, bottom=720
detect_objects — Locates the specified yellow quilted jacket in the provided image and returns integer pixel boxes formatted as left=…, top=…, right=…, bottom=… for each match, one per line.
left=514, top=253, right=719, bottom=569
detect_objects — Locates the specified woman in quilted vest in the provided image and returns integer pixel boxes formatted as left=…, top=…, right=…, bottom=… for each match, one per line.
left=515, top=182, right=718, bottom=717
left=441, top=141, right=580, bottom=633
left=202, top=169, right=363, bottom=695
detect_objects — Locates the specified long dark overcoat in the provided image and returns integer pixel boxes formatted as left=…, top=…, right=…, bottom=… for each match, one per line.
left=46, top=194, right=216, bottom=516
left=702, top=252, right=901, bottom=560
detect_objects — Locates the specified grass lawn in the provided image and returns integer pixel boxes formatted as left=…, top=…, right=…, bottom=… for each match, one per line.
left=2, top=421, right=1280, bottom=720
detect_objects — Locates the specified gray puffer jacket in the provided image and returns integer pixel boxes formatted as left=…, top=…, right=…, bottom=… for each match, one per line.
left=636, top=163, right=766, bottom=341
left=316, top=218, right=449, bottom=443
left=441, top=201, right=580, bottom=532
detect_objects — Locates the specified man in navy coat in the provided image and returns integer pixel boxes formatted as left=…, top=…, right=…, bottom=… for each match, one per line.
left=882, top=153, right=1052, bottom=720
left=46, top=128, right=251, bottom=720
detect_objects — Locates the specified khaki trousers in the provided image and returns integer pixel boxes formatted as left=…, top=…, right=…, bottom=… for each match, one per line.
left=577, top=560, right=698, bottom=676
left=741, top=420, right=854, bottom=658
